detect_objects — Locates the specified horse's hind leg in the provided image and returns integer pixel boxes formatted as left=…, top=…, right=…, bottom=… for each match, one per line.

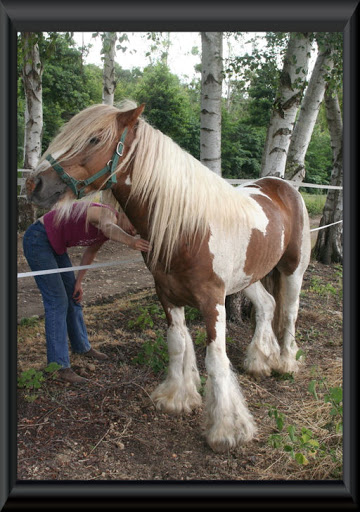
left=203, top=302, right=256, bottom=452
left=276, top=270, right=306, bottom=374
left=243, top=281, right=282, bottom=378
left=150, top=305, right=202, bottom=414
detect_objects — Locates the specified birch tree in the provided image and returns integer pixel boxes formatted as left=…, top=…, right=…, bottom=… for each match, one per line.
left=21, top=32, right=43, bottom=170
left=285, top=45, right=334, bottom=182
left=313, top=90, right=343, bottom=264
left=102, top=32, right=117, bottom=106
left=200, top=32, right=223, bottom=175
left=261, top=32, right=313, bottom=177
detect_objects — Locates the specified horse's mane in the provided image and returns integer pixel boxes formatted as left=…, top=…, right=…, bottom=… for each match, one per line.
left=114, top=114, right=263, bottom=271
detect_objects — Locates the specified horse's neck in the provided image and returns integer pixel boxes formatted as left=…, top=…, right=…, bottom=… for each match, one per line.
left=113, top=179, right=150, bottom=240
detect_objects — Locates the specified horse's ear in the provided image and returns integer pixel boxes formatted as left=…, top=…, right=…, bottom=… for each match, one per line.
left=118, top=104, right=145, bottom=128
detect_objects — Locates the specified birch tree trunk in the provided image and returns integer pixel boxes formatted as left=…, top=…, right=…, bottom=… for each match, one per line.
left=285, top=46, right=334, bottom=183
left=261, top=33, right=312, bottom=177
left=200, top=32, right=223, bottom=176
left=313, top=90, right=343, bottom=264
left=22, top=32, right=43, bottom=170
left=102, top=32, right=117, bottom=106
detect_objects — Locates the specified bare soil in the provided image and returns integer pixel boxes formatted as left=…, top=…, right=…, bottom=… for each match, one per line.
left=17, top=217, right=343, bottom=482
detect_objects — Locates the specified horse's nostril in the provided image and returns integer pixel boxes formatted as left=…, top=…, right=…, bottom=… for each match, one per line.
left=25, top=176, right=42, bottom=197
left=33, top=176, right=43, bottom=195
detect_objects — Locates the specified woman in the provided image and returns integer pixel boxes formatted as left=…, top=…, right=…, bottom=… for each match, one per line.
left=23, top=201, right=150, bottom=384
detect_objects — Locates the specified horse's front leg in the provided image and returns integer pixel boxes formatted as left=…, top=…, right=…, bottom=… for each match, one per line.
left=151, top=302, right=202, bottom=415
left=203, top=301, right=257, bottom=452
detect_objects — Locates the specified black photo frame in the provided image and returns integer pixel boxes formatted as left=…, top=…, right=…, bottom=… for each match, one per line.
left=1, top=0, right=358, bottom=509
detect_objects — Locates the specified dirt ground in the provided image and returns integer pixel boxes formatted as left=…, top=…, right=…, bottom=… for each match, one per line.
left=16, top=218, right=343, bottom=483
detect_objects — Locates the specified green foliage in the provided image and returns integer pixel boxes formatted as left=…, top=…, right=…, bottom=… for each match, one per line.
left=127, top=303, right=165, bottom=330
left=19, top=316, right=40, bottom=327
left=221, top=107, right=266, bottom=179
left=308, top=379, right=343, bottom=434
left=267, top=379, right=343, bottom=473
left=309, top=275, right=342, bottom=300
left=304, top=122, right=333, bottom=189
left=301, top=192, right=326, bottom=216
left=18, top=362, right=62, bottom=401
left=133, top=62, right=200, bottom=157
left=132, top=332, right=169, bottom=374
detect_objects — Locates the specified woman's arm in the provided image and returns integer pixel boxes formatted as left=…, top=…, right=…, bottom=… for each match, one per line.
left=87, top=206, right=150, bottom=252
left=73, top=241, right=104, bottom=303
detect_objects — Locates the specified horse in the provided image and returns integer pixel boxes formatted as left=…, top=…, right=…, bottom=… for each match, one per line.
left=26, top=101, right=311, bottom=453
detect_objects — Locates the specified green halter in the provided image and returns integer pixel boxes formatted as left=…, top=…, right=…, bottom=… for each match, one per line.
left=45, top=128, right=128, bottom=199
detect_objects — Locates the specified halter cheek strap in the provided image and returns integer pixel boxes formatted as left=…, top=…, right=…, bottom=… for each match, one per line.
left=45, top=128, right=128, bottom=199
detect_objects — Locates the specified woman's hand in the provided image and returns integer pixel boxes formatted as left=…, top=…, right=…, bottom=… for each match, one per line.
left=73, top=281, right=84, bottom=303
left=130, top=237, right=151, bottom=252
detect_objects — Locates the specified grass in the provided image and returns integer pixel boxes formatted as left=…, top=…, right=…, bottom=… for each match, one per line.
left=301, top=192, right=326, bottom=217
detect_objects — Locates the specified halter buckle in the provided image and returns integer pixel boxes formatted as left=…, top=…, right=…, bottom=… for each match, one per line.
left=116, top=140, right=124, bottom=157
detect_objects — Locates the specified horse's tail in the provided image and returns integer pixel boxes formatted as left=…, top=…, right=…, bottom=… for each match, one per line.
left=261, top=268, right=286, bottom=343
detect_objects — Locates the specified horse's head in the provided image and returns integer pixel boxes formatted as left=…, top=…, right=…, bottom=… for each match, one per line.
left=26, top=103, right=145, bottom=209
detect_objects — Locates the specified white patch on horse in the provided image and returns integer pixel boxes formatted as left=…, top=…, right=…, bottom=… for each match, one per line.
left=280, top=227, right=285, bottom=251
left=125, top=175, right=132, bottom=186
left=151, top=307, right=201, bottom=414
left=208, top=192, right=269, bottom=295
left=204, top=304, right=256, bottom=451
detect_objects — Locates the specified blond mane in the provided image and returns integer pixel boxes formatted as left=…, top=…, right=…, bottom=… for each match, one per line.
left=114, top=116, right=261, bottom=271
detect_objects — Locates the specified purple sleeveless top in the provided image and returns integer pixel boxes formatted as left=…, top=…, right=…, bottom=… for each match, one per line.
left=43, top=202, right=118, bottom=255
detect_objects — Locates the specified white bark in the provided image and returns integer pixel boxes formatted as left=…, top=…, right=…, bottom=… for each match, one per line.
left=285, top=47, right=334, bottom=182
left=261, top=33, right=312, bottom=178
left=22, top=32, right=43, bottom=170
left=102, top=32, right=117, bottom=106
left=313, top=91, right=343, bottom=264
left=200, top=32, right=223, bottom=176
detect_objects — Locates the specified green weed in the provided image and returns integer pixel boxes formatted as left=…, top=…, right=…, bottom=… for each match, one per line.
left=17, top=362, right=62, bottom=401
left=132, top=331, right=169, bottom=374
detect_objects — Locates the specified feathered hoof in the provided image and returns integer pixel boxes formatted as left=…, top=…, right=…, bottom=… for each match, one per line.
left=277, top=356, right=301, bottom=375
left=205, top=421, right=257, bottom=453
left=151, top=384, right=202, bottom=415
left=244, top=352, right=281, bottom=379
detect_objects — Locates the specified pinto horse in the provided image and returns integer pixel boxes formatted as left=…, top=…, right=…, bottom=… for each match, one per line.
left=26, top=102, right=311, bottom=452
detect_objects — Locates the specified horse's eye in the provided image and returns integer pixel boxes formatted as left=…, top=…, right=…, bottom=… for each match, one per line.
left=89, top=137, right=99, bottom=145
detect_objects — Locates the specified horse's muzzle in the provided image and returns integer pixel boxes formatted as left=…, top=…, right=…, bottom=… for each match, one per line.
left=25, top=175, right=42, bottom=201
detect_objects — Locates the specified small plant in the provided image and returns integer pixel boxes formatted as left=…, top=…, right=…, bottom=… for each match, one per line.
left=19, top=316, right=40, bottom=327
left=308, top=379, right=343, bottom=434
left=195, top=328, right=207, bottom=346
left=132, top=331, right=169, bottom=374
left=127, top=303, right=165, bottom=330
left=268, top=405, right=319, bottom=466
left=309, top=276, right=342, bottom=300
left=185, top=306, right=202, bottom=323
left=17, top=362, right=62, bottom=401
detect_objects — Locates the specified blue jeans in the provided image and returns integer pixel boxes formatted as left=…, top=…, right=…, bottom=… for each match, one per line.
left=23, top=221, right=91, bottom=368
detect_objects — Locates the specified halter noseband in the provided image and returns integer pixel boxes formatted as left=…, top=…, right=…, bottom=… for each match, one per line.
left=45, top=128, right=128, bottom=199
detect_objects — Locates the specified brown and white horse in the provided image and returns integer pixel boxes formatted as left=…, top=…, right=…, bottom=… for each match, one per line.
left=26, top=102, right=311, bottom=452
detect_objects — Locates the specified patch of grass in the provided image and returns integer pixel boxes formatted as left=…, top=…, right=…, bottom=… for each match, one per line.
left=301, top=192, right=326, bottom=217
left=19, top=316, right=40, bottom=327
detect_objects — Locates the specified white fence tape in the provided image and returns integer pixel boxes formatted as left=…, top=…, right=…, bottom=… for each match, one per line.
left=18, top=256, right=144, bottom=279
